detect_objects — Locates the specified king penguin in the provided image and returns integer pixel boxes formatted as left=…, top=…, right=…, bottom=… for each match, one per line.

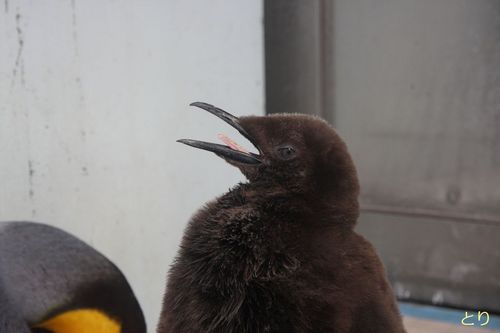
left=158, top=102, right=406, bottom=333
left=0, top=221, right=146, bottom=333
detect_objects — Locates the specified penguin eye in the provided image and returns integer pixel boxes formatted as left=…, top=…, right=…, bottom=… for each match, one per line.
left=277, top=146, right=296, bottom=160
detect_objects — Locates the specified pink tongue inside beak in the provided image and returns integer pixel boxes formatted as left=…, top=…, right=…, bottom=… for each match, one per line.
left=218, top=133, right=249, bottom=153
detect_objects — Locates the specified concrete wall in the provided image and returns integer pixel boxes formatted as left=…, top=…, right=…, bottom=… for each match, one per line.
left=0, top=0, right=264, bottom=329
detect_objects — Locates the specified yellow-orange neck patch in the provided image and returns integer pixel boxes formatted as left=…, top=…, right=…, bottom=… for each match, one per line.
left=34, top=308, right=121, bottom=333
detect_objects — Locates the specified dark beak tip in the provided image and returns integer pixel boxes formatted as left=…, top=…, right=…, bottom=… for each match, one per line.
left=189, top=101, right=211, bottom=108
left=176, top=139, right=192, bottom=145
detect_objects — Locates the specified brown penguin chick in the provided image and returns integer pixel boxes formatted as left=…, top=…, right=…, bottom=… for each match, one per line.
left=158, top=102, right=407, bottom=333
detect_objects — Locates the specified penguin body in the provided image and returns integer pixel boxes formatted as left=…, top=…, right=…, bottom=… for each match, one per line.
left=0, top=221, right=146, bottom=333
left=158, top=103, right=406, bottom=333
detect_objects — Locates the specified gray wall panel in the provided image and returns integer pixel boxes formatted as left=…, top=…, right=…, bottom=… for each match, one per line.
left=333, top=0, right=500, bottom=223
left=357, top=212, right=500, bottom=312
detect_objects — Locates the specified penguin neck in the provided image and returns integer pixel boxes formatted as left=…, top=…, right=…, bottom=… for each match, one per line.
left=236, top=181, right=304, bottom=205
left=234, top=181, right=359, bottom=228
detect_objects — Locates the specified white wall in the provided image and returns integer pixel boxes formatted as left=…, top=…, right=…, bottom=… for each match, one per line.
left=0, top=0, right=264, bottom=330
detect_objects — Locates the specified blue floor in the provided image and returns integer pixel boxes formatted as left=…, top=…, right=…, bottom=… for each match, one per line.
left=399, top=302, right=500, bottom=330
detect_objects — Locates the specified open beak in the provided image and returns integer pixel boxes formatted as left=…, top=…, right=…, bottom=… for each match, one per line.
left=177, top=102, right=262, bottom=165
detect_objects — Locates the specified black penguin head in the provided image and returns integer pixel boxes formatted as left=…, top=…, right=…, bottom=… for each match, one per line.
left=177, top=102, right=359, bottom=201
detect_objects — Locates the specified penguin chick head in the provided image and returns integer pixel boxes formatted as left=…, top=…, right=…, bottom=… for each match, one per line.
left=177, top=102, right=359, bottom=202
